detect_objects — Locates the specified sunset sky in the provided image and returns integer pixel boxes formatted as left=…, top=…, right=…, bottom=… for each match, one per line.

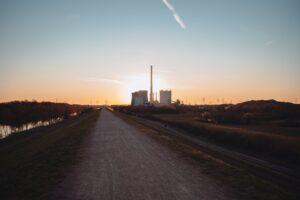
left=1, top=0, right=299, bottom=105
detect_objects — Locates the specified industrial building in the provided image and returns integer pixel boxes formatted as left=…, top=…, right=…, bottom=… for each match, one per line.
left=160, top=90, right=172, bottom=105
left=131, top=65, right=173, bottom=106
left=131, top=90, right=148, bottom=106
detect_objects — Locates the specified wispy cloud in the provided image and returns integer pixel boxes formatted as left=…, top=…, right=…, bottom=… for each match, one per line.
left=264, top=40, right=274, bottom=46
left=80, top=77, right=124, bottom=85
left=162, top=0, right=186, bottom=29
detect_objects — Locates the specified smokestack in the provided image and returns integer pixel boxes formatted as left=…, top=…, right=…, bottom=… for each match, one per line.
left=150, top=65, right=154, bottom=103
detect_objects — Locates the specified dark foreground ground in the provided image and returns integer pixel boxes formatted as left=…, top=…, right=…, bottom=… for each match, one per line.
left=53, top=109, right=235, bottom=200
left=0, top=110, right=100, bottom=199
left=0, top=108, right=298, bottom=199
left=115, top=110, right=299, bottom=200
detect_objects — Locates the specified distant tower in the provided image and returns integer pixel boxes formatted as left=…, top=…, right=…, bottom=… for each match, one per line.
left=150, top=65, right=154, bottom=104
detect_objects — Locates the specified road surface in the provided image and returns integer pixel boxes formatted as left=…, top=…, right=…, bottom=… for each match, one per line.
left=53, top=109, right=235, bottom=200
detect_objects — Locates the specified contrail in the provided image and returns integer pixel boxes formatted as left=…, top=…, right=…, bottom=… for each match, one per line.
left=162, top=0, right=186, bottom=29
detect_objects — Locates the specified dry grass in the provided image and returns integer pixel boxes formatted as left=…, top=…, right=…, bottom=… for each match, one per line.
left=116, top=112, right=298, bottom=200
left=0, top=110, right=100, bottom=200
left=149, top=113, right=300, bottom=165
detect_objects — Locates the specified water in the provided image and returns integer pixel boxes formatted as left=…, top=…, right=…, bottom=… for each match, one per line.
left=0, top=117, right=63, bottom=139
left=0, top=112, right=80, bottom=139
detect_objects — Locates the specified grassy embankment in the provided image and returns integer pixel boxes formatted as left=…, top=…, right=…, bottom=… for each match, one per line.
left=115, top=111, right=298, bottom=200
left=0, top=101, right=89, bottom=128
left=141, top=113, right=300, bottom=166
left=0, top=109, right=100, bottom=199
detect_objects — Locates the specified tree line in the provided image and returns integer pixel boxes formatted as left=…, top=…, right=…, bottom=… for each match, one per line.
left=0, top=101, right=90, bottom=128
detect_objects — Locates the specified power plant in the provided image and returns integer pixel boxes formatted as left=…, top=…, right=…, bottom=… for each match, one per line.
left=131, top=66, right=172, bottom=106
left=131, top=90, right=148, bottom=106
left=160, top=90, right=172, bottom=105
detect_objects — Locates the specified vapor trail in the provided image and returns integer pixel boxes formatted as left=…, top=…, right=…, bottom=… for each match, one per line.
left=162, top=0, right=186, bottom=29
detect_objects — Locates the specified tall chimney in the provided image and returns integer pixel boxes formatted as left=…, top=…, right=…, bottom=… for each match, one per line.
left=150, top=65, right=154, bottom=103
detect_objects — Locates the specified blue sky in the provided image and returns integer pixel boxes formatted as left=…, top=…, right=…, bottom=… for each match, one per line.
left=0, top=0, right=299, bottom=104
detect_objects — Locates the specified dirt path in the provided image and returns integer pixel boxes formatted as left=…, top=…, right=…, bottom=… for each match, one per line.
left=53, top=109, right=235, bottom=200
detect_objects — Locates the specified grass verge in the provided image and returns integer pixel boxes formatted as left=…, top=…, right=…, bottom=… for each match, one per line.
left=143, top=113, right=300, bottom=166
left=0, top=110, right=100, bottom=200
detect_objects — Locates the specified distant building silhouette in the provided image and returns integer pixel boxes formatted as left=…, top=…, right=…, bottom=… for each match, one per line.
left=131, top=90, right=148, bottom=106
left=130, top=66, right=173, bottom=107
left=150, top=65, right=154, bottom=104
left=159, top=90, right=172, bottom=106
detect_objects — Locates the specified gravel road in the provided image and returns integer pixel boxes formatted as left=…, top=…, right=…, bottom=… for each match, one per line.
left=52, top=109, right=235, bottom=200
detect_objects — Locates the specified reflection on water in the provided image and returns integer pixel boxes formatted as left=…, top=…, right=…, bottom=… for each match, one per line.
left=0, top=117, right=64, bottom=139
left=0, top=112, right=79, bottom=139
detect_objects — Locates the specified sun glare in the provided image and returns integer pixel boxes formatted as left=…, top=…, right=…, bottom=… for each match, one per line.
left=120, top=73, right=170, bottom=103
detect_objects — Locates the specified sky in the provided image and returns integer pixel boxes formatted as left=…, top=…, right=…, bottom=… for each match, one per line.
left=0, top=0, right=300, bottom=105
